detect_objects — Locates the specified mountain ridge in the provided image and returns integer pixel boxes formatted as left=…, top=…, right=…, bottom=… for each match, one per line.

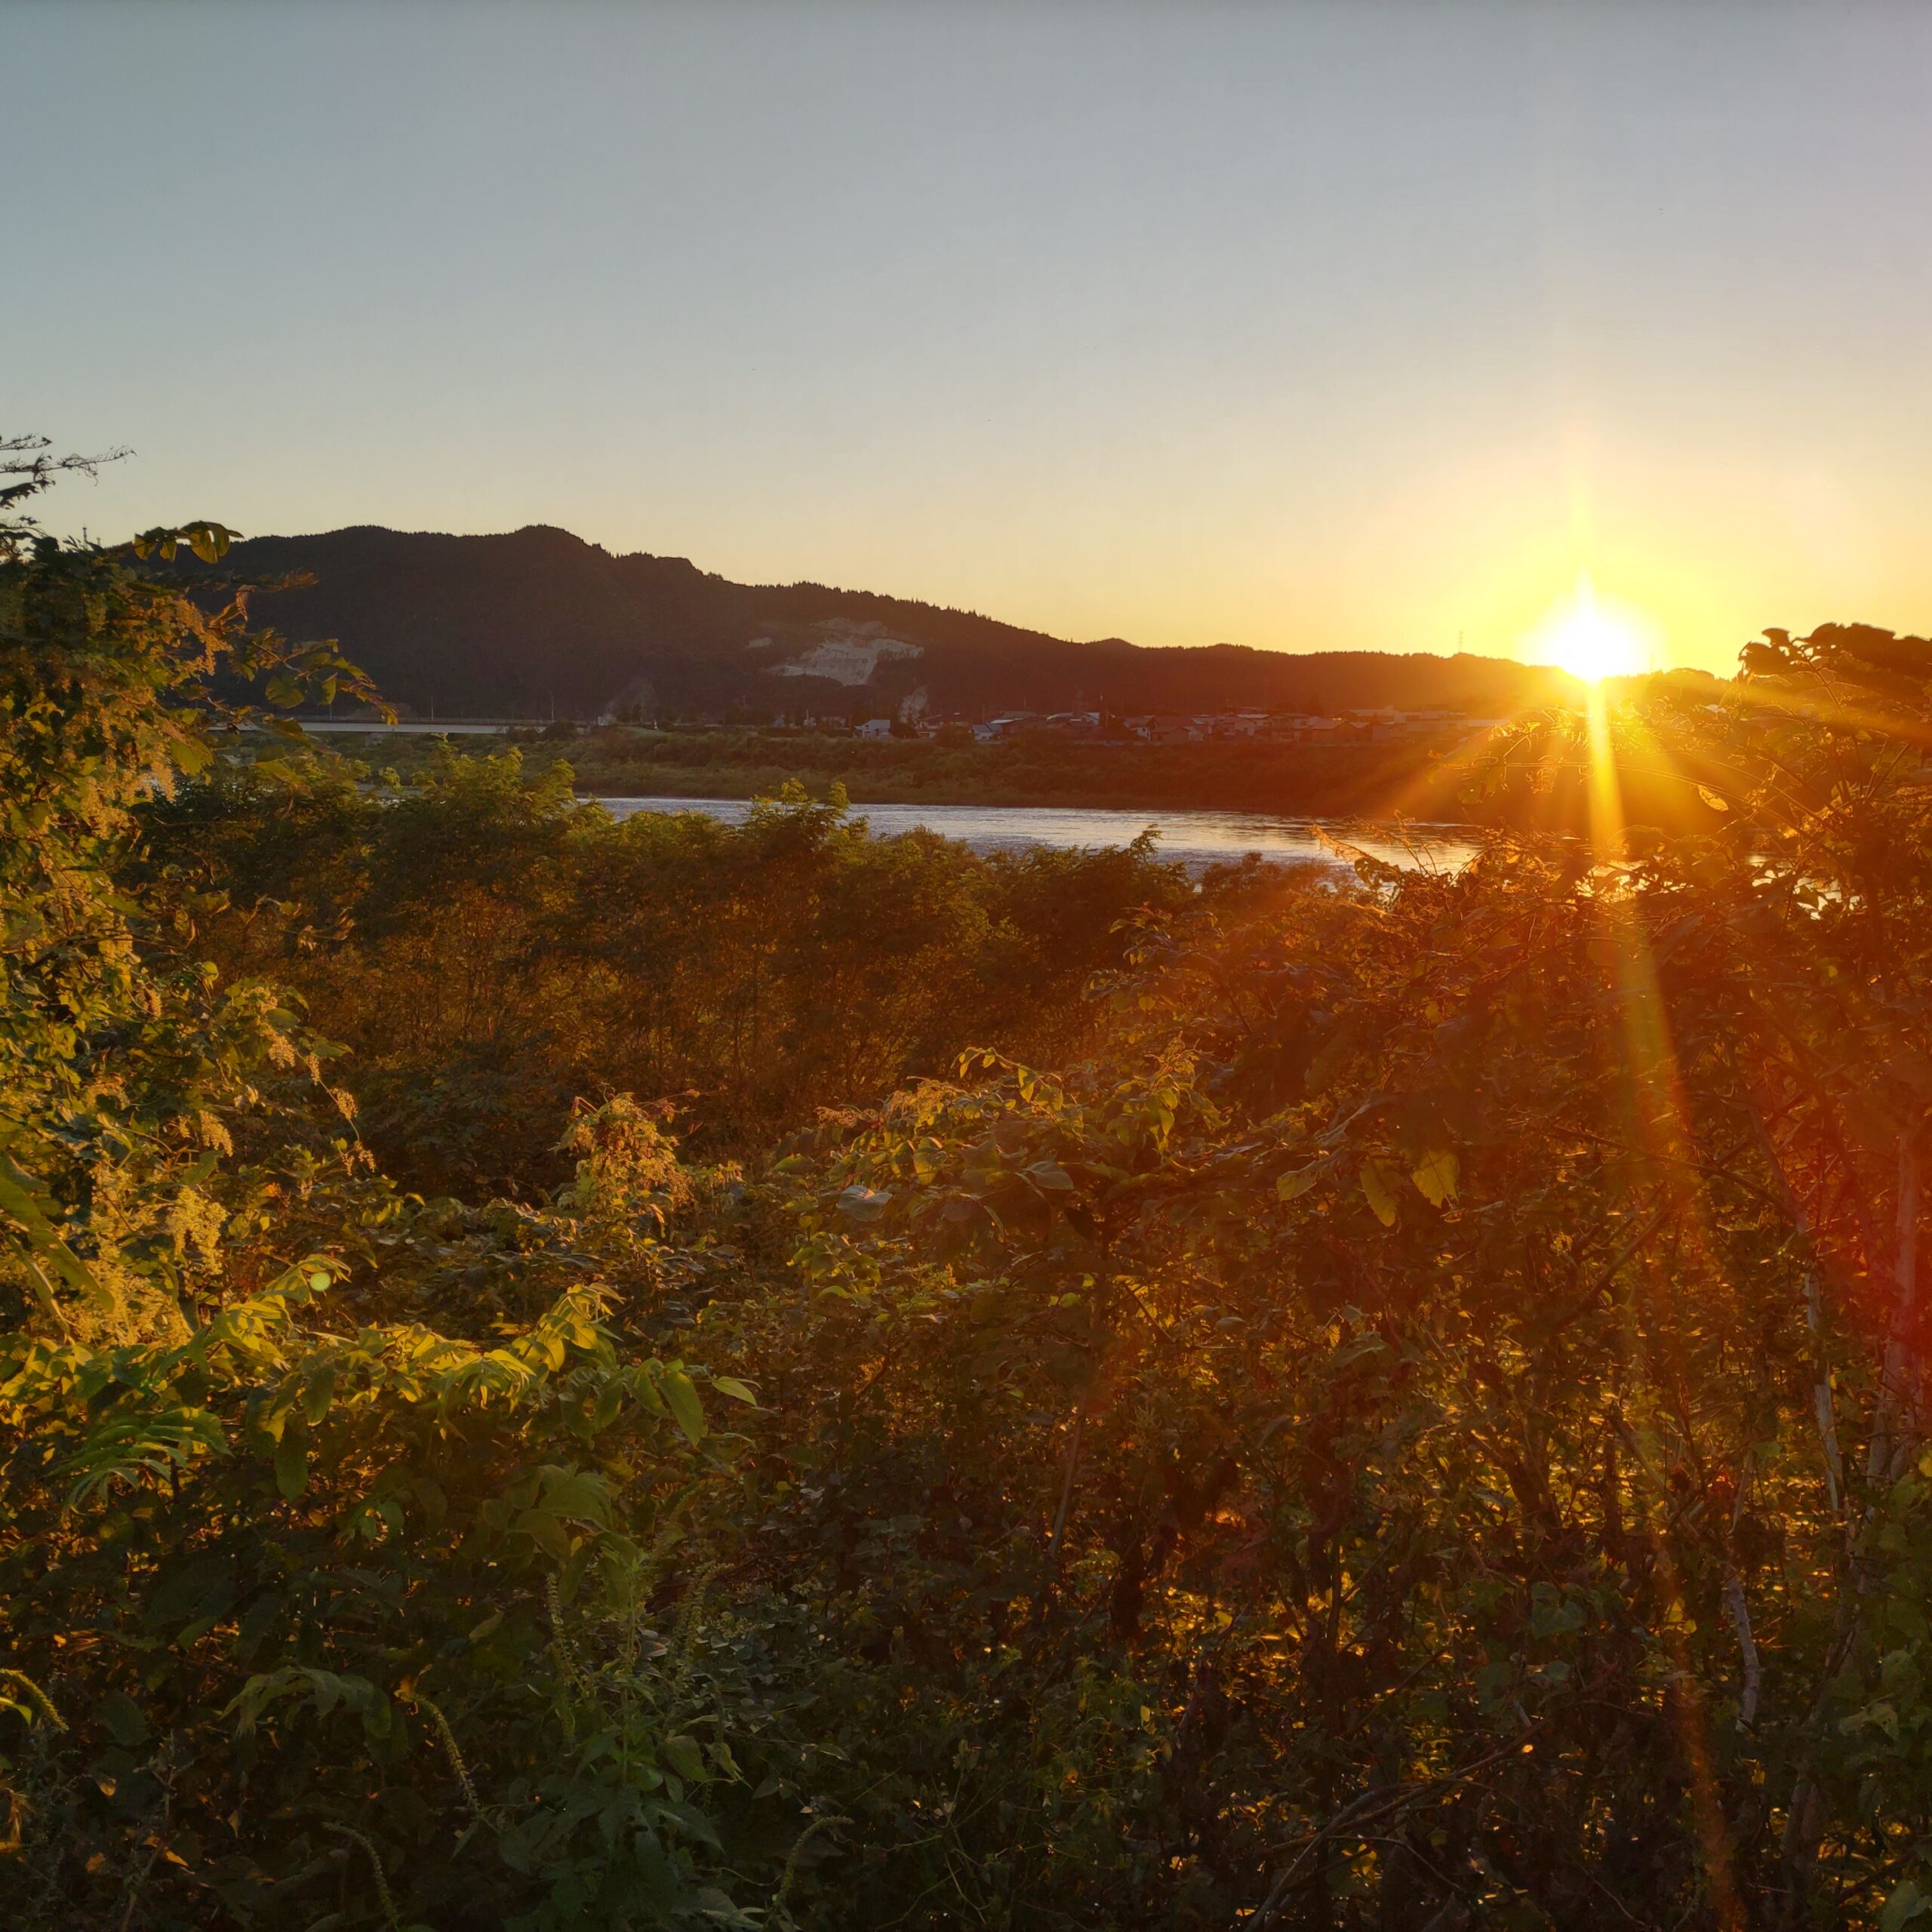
left=186, top=523, right=1583, bottom=720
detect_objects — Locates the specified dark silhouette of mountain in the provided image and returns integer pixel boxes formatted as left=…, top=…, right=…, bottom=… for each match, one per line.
left=181, top=524, right=1580, bottom=720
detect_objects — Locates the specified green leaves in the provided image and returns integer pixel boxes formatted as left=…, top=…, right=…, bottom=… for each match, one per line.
left=836, top=1184, right=892, bottom=1223
left=511, top=1465, right=614, bottom=1558
left=0, top=1148, right=111, bottom=1308
left=0, top=513, right=797, bottom=1931
left=131, top=520, right=236, bottom=565
left=1410, top=1146, right=1459, bottom=1208
left=15, top=500, right=1932, bottom=1930
left=94, top=1689, right=149, bottom=1749
left=273, top=1428, right=309, bottom=1500
left=1882, top=1880, right=1932, bottom=1932
left=658, top=1367, right=706, bottom=1446
left=224, top=1665, right=392, bottom=1741
left=1358, top=1158, right=1400, bottom=1226
left=55, top=1407, right=226, bottom=1506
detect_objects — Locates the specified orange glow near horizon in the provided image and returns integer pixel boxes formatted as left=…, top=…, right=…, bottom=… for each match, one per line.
left=1527, top=576, right=1657, bottom=685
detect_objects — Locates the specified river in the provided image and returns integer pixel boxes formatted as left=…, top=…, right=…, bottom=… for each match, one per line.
left=594, top=795, right=1480, bottom=873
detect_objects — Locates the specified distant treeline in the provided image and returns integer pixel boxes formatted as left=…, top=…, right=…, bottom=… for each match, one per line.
left=332, top=714, right=1742, bottom=835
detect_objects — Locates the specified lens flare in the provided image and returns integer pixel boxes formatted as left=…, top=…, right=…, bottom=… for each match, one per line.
left=1529, top=576, right=1654, bottom=684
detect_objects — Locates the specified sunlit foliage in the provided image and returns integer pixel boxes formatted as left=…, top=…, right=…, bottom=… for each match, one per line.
left=136, top=751, right=1193, bottom=1194
left=6, top=443, right=1932, bottom=1930
left=0, top=453, right=796, bottom=1928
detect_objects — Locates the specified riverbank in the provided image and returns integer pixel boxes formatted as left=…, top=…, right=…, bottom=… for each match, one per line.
left=334, top=724, right=1478, bottom=819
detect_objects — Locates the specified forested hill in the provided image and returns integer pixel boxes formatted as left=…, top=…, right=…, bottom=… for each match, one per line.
left=182, top=523, right=1579, bottom=719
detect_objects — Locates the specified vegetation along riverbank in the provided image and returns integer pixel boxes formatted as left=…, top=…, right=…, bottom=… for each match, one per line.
left=291, top=712, right=1738, bottom=836
left=8, top=453, right=1932, bottom=1929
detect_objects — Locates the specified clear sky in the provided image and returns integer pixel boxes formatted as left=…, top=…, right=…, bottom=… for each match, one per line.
left=8, top=1, right=1931, bottom=673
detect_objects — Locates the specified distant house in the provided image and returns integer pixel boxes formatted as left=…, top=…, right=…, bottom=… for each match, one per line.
left=855, top=718, right=895, bottom=740
left=1343, top=708, right=1471, bottom=742
left=1257, top=714, right=1338, bottom=743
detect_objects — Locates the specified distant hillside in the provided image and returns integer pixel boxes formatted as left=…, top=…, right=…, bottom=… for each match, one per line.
left=179, top=524, right=1580, bottom=720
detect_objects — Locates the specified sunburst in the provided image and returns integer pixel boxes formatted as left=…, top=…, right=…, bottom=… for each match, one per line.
left=1531, top=575, right=1651, bottom=685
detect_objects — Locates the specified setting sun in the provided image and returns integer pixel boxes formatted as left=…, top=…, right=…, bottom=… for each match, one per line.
left=17, top=5, right=1932, bottom=1922
left=1528, top=577, right=1654, bottom=684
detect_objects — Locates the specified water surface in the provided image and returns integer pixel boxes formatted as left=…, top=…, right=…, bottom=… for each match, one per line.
left=595, top=795, right=1479, bottom=873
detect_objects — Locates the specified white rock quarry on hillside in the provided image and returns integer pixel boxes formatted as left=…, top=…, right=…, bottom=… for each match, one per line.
left=763, top=620, right=924, bottom=686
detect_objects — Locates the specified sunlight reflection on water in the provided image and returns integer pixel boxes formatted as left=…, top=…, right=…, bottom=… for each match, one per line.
left=593, top=796, right=1480, bottom=874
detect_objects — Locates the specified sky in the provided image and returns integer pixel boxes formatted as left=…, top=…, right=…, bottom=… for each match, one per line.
left=8, top=1, right=1932, bottom=675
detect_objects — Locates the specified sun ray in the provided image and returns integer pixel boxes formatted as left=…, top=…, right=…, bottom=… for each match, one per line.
left=1726, top=669, right=1932, bottom=751
left=1575, top=679, right=1749, bottom=1927
left=1528, top=574, right=1655, bottom=685
left=1378, top=713, right=1521, bottom=822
